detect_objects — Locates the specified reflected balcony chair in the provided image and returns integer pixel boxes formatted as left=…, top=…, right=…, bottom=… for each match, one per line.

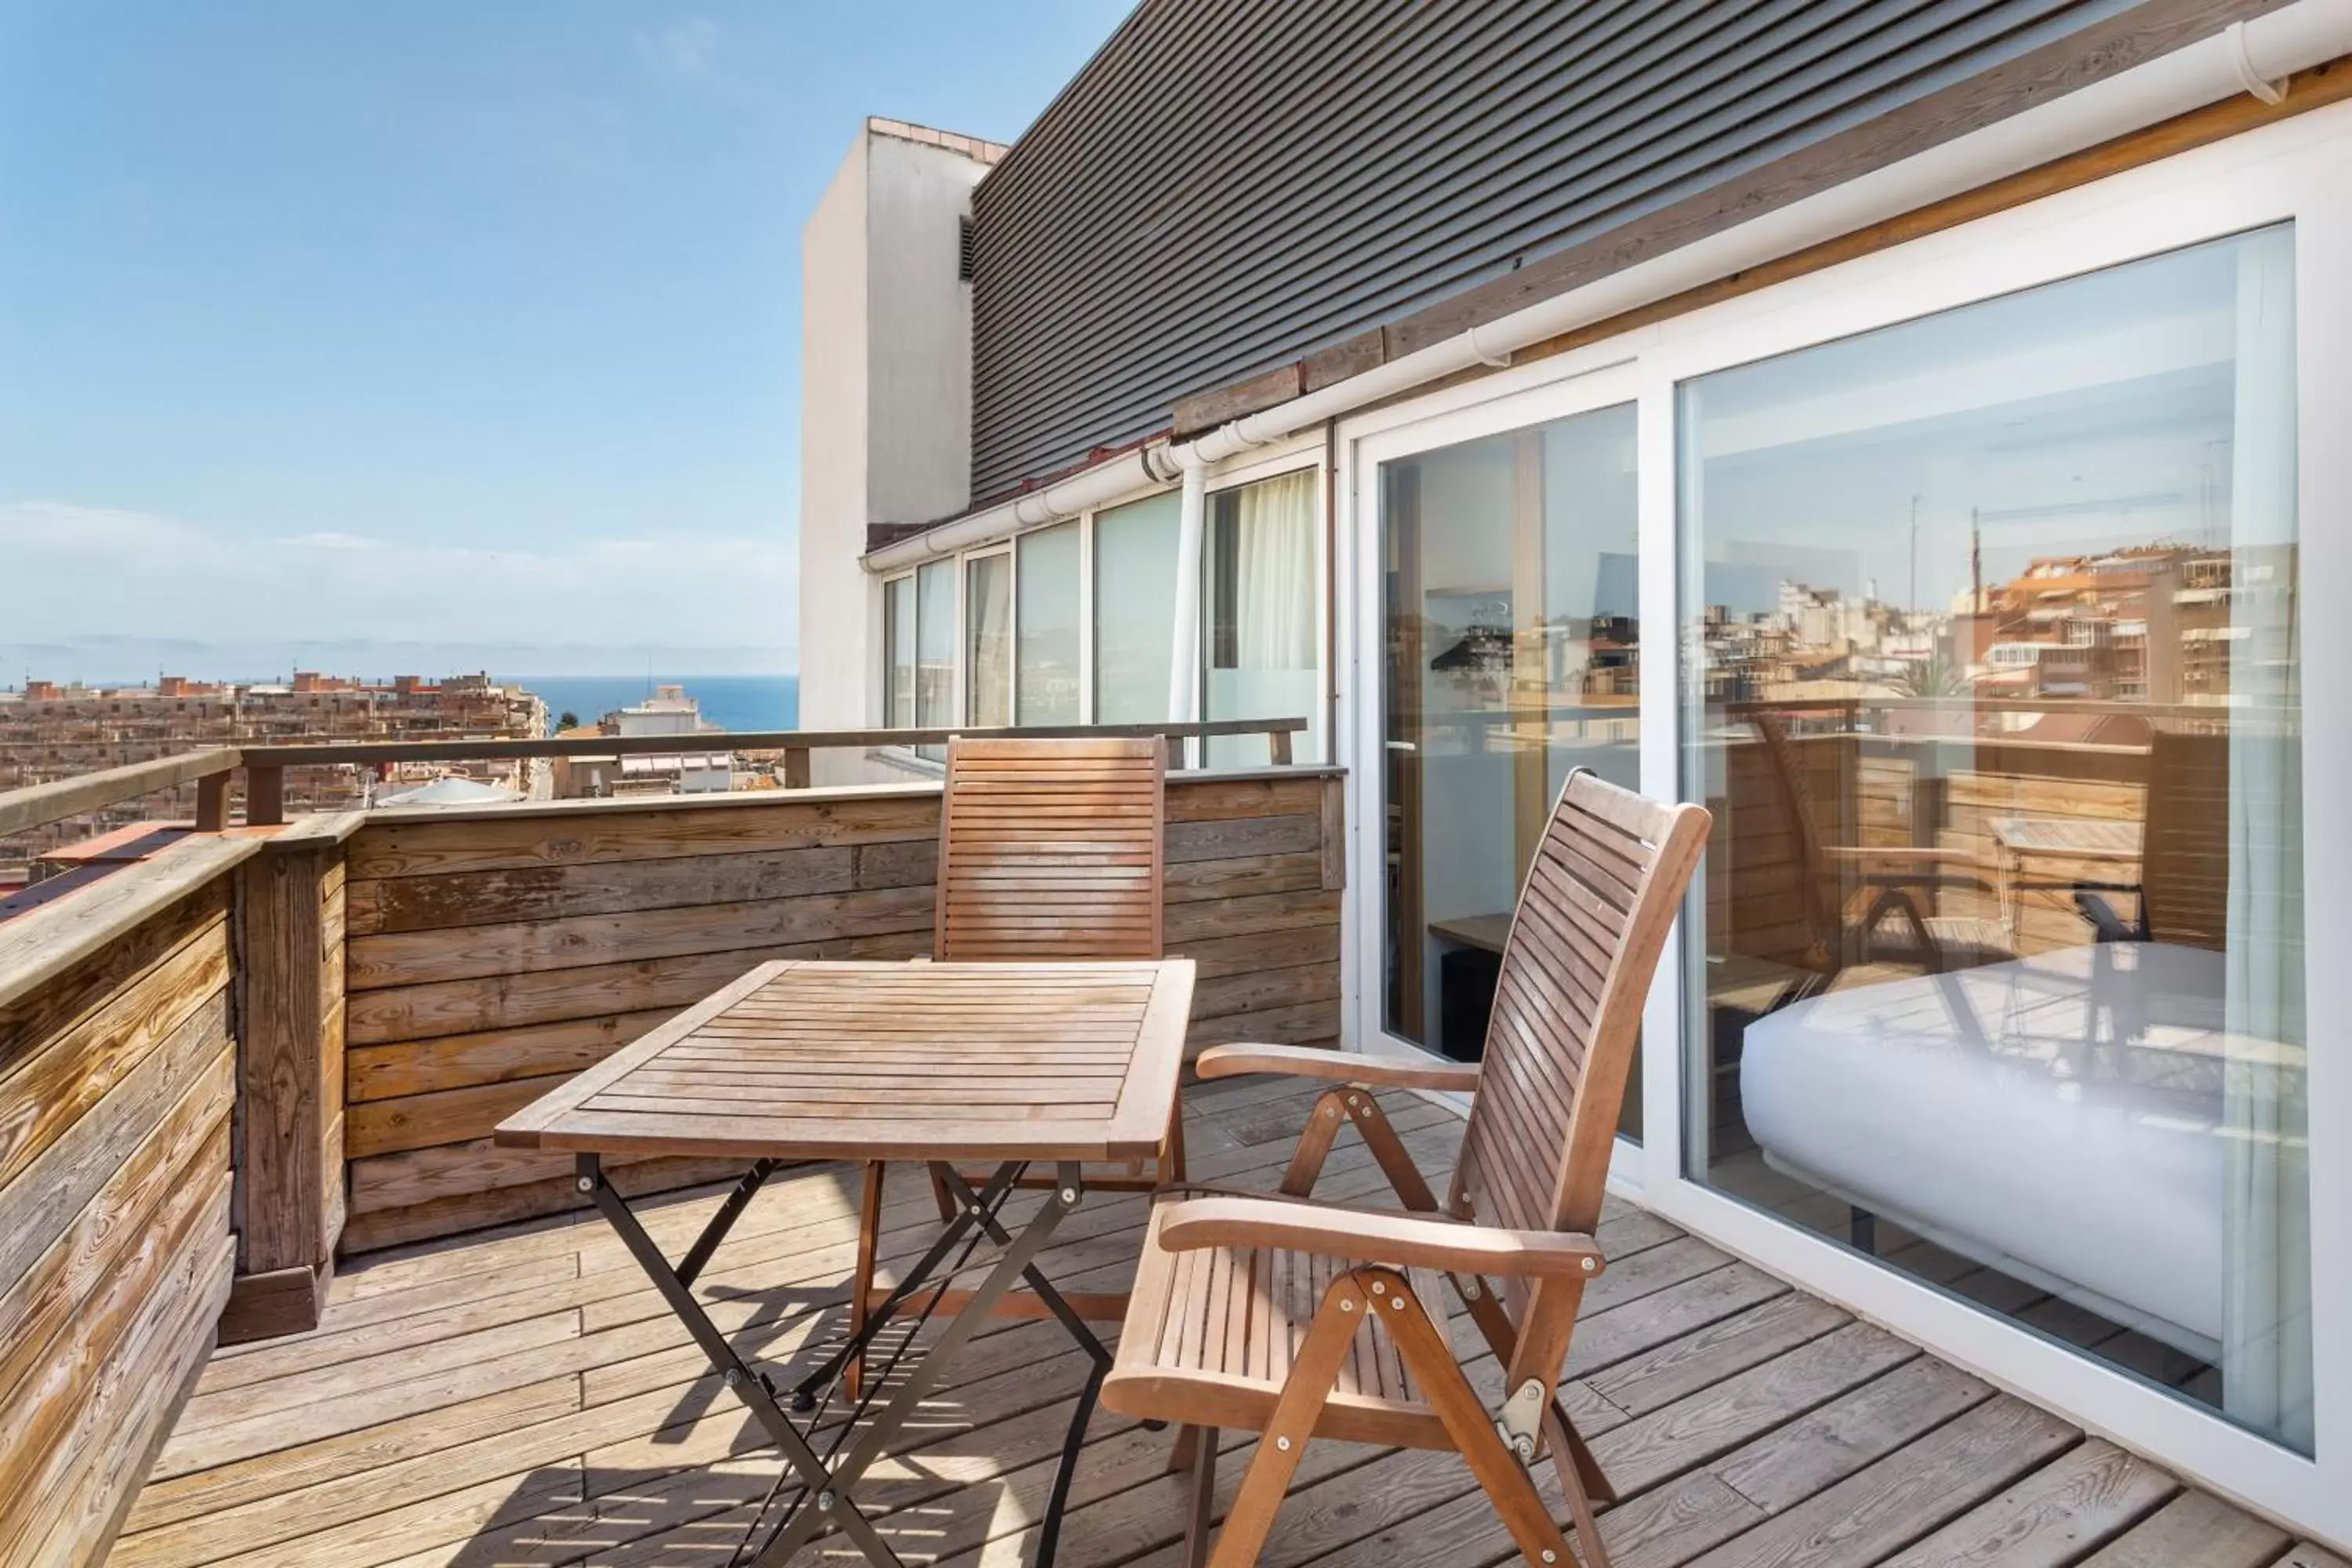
left=1102, top=770, right=1709, bottom=1568
left=1751, top=710, right=2011, bottom=1002
left=844, top=735, right=1185, bottom=1385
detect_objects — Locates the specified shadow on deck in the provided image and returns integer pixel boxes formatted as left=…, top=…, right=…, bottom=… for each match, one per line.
left=108, top=1076, right=2335, bottom=1568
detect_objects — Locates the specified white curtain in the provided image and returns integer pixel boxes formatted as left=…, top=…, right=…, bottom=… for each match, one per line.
left=1230, top=470, right=1317, bottom=670
left=2220, top=223, right=2310, bottom=1452
left=1207, top=470, right=1318, bottom=765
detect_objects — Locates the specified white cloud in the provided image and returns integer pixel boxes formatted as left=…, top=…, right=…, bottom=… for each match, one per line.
left=2, top=498, right=798, bottom=670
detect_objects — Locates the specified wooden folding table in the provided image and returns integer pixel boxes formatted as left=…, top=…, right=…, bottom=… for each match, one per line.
left=495, top=956, right=1193, bottom=1568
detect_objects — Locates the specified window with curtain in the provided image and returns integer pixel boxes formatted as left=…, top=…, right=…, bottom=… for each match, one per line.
left=883, top=575, right=916, bottom=731
left=1203, top=470, right=1320, bottom=766
left=1678, top=226, right=2307, bottom=1450
left=1093, top=490, right=1181, bottom=724
left=1017, top=522, right=1080, bottom=724
left=966, top=552, right=1012, bottom=729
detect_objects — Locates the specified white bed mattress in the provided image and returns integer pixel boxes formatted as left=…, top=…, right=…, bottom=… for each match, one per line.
left=1738, top=942, right=2237, bottom=1356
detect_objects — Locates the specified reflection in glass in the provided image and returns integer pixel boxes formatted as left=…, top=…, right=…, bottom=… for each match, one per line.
left=1679, top=227, right=2307, bottom=1450
left=1204, top=470, right=1320, bottom=767
left=1018, top=523, right=1081, bottom=725
left=1094, top=491, right=1181, bottom=724
left=914, top=557, right=954, bottom=762
left=1377, top=401, right=1641, bottom=1136
left=967, top=553, right=1012, bottom=729
left=884, top=575, right=916, bottom=731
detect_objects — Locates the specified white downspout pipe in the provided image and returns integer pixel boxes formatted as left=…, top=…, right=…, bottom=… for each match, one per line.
left=1164, top=452, right=1210, bottom=768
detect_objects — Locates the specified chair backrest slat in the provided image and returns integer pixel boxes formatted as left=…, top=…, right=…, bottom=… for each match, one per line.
left=935, top=735, right=1167, bottom=960
left=1452, top=771, right=1709, bottom=1326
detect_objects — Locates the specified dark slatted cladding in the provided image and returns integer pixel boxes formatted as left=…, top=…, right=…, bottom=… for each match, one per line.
left=966, top=0, right=2140, bottom=500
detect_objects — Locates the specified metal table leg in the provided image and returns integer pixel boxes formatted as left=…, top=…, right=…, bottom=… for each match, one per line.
left=753, top=1160, right=1102, bottom=1568
left=573, top=1155, right=894, bottom=1555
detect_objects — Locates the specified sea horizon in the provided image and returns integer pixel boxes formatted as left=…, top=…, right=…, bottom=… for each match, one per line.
left=515, top=673, right=799, bottom=735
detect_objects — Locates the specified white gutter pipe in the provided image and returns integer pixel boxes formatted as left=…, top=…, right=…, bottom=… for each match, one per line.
left=864, top=0, right=2349, bottom=575
left=1163, top=452, right=1210, bottom=763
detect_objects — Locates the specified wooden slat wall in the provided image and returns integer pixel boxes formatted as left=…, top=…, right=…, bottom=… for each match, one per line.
left=1703, top=732, right=2150, bottom=966
left=335, top=768, right=1347, bottom=1253
left=0, top=854, right=241, bottom=1565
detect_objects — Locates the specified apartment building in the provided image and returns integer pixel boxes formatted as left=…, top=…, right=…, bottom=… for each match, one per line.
left=797, top=0, right=2352, bottom=1546
left=0, top=673, right=547, bottom=876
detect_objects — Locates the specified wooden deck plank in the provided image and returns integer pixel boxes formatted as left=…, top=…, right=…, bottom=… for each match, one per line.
left=103, top=1082, right=2306, bottom=1568
left=1685, top=1396, right=2080, bottom=1568
left=1879, top=1438, right=2176, bottom=1567
left=2077, top=1490, right=2290, bottom=1568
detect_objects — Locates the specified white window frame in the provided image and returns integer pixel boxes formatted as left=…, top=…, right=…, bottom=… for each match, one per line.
left=1329, top=97, right=2352, bottom=1545
left=1201, top=451, right=1331, bottom=768
left=961, top=541, right=1014, bottom=729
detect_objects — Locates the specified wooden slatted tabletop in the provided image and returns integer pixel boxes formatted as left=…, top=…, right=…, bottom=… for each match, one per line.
left=494, top=958, right=1194, bottom=1164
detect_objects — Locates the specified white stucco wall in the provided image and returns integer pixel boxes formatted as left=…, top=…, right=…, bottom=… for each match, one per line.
left=797, top=122, right=989, bottom=786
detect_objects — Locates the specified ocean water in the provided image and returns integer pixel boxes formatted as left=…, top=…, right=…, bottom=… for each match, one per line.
left=514, top=674, right=798, bottom=735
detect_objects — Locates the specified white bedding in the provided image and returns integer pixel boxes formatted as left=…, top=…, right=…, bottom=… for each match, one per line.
left=1738, top=942, right=2238, bottom=1357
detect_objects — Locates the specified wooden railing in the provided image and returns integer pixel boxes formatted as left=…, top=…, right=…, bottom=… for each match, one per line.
left=0, top=747, right=241, bottom=838
left=236, top=717, right=1309, bottom=819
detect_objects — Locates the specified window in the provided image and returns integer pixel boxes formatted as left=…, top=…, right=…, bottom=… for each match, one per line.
left=965, top=551, right=1012, bottom=729
left=914, top=557, right=954, bottom=760
left=883, top=575, right=916, bottom=729
left=1377, top=403, right=1640, bottom=1138
left=1017, top=522, right=1080, bottom=724
left=1679, top=227, right=2307, bottom=1450
left=1092, top=491, right=1181, bottom=724
left=1203, top=470, right=1319, bottom=767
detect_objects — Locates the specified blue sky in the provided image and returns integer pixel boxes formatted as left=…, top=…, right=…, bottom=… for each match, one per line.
left=0, top=2, right=1127, bottom=683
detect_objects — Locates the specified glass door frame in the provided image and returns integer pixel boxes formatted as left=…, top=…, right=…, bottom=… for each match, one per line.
left=1341, top=359, right=1645, bottom=1151
left=1332, top=100, right=2352, bottom=1544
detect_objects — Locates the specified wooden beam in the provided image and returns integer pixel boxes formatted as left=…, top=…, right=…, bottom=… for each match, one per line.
left=194, top=774, right=230, bottom=834
left=244, top=766, right=286, bottom=828
left=0, top=749, right=238, bottom=839
left=234, top=844, right=336, bottom=1278
left=0, top=837, right=266, bottom=1018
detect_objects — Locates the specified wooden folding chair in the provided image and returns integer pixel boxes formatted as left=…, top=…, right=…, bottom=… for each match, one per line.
left=1101, top=770, right=1709, bottom=1568
left=845, top=736, right=1186, bottom=1381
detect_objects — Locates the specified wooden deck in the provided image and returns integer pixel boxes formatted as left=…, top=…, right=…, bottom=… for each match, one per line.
left=107, top=1076, right=2343, bottom=1568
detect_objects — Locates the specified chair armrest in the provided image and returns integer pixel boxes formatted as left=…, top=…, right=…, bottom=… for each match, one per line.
left=1157, top=1196, right=1605, bottom=1279
left=1193, top=1043, right=1481, bottom=1091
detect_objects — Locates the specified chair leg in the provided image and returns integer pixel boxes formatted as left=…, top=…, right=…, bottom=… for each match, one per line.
left=1544, top=1403, right=1616, bottom=1568
left=1207, top=1270, right=1370, bottom=1568
left=1278, top=1089, right=1349, bottom=1196
left=1162, top=1101, right=1189, bottom=1185
left=848, top=1160, right=885, bottom=1399
left=1377, top=1269, right=1580, bottom=1568
left=1182, top=1428, right=1218, bottom=1568
left=1167, top=1422, right=1204, bottom=1474
left=1346, top=1091, right=1441, bottom=1212
left=928, top=1164, right=958, bottom=1225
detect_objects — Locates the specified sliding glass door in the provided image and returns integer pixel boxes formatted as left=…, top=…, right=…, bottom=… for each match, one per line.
left=1678, top=226, right=2309, bottom=1450
left=1374, top=397, right=1642, bottom=1130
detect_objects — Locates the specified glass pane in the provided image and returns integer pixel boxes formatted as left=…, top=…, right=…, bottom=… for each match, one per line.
left=966, top=553, right=1012, bottom=728
left=915, top=557, right=954, bottom=762
left=1018, top=523, right=1081, bottom=725
left=1679, top=227, right=2307, bottom=1450
left=884, top=575, right=916, bottom=731
left=1377, top=401, right=1641, bottom=1136
left=1094, top=490, right=1181, bottom=724
left=1204, top=470, right=1320, bottom=767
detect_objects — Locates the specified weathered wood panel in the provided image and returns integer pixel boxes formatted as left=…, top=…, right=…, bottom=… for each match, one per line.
left=336, top=768, right=1347, bottom=1250
left=0, top=846, right=241, bottom=1566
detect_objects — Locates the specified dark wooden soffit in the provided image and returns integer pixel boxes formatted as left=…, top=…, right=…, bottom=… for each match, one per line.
left=1170, top=0, right=2292, bottom=437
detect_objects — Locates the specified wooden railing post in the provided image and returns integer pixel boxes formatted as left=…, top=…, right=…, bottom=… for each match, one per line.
left=195, top=771, right=230, bottom=833
left=782, top=746, right=811, bottom=789
left=1269, top=728, right=1294, bottom=765
left=245, top=765, right=286, bottom=828
left=221, top=825, right=347, bottom=1342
